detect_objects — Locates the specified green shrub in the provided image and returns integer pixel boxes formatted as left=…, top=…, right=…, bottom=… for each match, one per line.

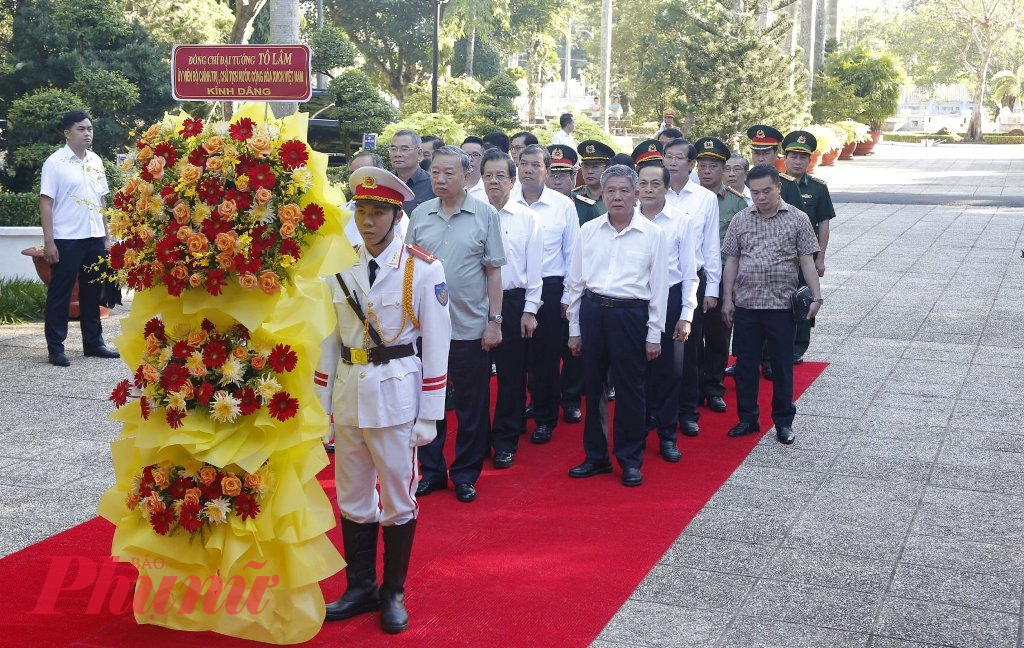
left=0, top=193, right=39, bottom=226
left=983, top=134, right=1024, bottom=144
left=380, top=113, right=467, bottom=149
left=883, top=132, right=964, bottom=143
left=0, top=277, right=48, bottom=324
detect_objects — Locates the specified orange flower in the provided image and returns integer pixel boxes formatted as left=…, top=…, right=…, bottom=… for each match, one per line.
left=205, top=156, right=224, bottom=173
left=244, top=473, right=261, bottom=490
left=179, top=381, right=195, bottom=399
left=138, top=146, right=154, bottom=164
left=198, top=466, right=217, bottom=486
left=186, top=233, right=210, bottom=255
left=258, top=270, right=281, bottom=294
left=170, top=264, right=189, bottom=280
left=231, top=346, right=248, bottom=360
left=123, top=177, right=139, bottom=196
left=186, top=329, right=208, bottom=347
left=144, top=333, right=161, bottom=356
left=176, top=225, right=192, bottom=242
left=141, top=364, right=159, bottom=383
left=146, top=156, right=166, bottom=180
left=254, top=187, right=273, bottom=205
left=188, top=362, right=207, bottom=378
left=250, top=354, right=266, bottom=370
left=217, top=200, right=238, bottom=220
left=183, top=488, right=202, bottom=505
left=143, top=123, right=161, bottom=142
left=152, top=467, right=169, bottom=489
left=203, top=136, right=225, bottom=154
left=188, top=273, right=203, bottom=288
left=221, top=473, right=242, bottom=497
left=238, top=273, right=258, bottom=290
left=234, top=174, right=250, bottom=192
left=146, top=492, right=165, bottom=514
left=216, top=252, right=235, bottom=271
left=214, top=230, right=238, bottom=252
left=137, top=225, right=155, bottom=243
left=278, top=203, right=302, bottom=225
left=279, top=222, right=296, bottom=239
left=248, top=135, right=272, bottom=158
left=180, top=164, right=202, bottom=185
left=173, top=201, right=191, bottom=224
left=135, top=197, right=150, bottom=215
left=125, top=492, right=140, bottom=510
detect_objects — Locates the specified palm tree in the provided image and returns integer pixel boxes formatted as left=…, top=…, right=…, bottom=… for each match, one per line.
left=992, top=66, right=1023, bottom=111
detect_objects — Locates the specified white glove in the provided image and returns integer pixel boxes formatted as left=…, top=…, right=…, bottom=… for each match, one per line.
left=410, top=419, right=438, bottom=448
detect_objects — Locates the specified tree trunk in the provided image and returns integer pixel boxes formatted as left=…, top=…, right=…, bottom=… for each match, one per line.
left=967, top=44, right=993, bottom=141
left=230, top=0, right=269, bottom=44
left=268, top=0, right=301, bottom=117
left=527, top=47, right=538, bottom=123
left=799, top=0, right=817, bottom=89
left=466, top=24, right=476, bottom=77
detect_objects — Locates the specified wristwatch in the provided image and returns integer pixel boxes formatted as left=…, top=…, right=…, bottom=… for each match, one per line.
left=488, top=314, right=503, bottom=324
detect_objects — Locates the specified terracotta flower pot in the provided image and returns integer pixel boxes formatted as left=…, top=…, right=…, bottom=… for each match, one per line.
left=806, top=151, right=822, bottom=174
left=853, top=130, right=882, bottom=156
left=21, top=246, right=110, bottom=319
left=839, top=142, right=858, bottom=160
left=774, top=157, right=787, bottom=172
left=820, top=148, right=841, bottom=166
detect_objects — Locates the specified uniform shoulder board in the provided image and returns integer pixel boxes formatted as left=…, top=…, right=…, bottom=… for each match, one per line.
left=726, top=186, right=745, bottom=199
left=779, top=172, right=796, bottom=182
left=405, top=244, right=437, bottom=263
left=809, top=175, right=827, bottom=185
left=575, top=194, right=596, bottom=205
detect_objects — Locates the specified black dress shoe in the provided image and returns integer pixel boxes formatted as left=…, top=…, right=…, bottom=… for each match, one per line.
left=325, top=443, right=335, bottom=454
left=659, top=440, right=681, bottom=463
left=568, top=461, right=612, bottom=478
left=84, top=344, right=120, bottom=358
left=531, top=424, right=553, bottom=444
left=563, top=406, right=582, bottom=423
left=607, top=387, right=616, bottom=401
left=761, top=363, right=774, bottom=381
left=524, top=404, right=535, bottom=419
left=725, top=363, right=736, bottom=376
left=48, top=352, right=71, bottom=367
left=776, top=426, right=796, bottom=444
left=493, top=451, right=514, bottom=469
left=680, top=420, right=699, bottom=437
left=705, top=395, right=727, bottom=413
left=454, top=483, right=477, bottom=502
left=727, top=421, right=761, bottom=437
left=646, top=414, right=658, bottom=430
left=793, top=354, right=805, bottom=365
left=621, top=467, right=643, bottom=487
left=414, top=480, right=446, bottom=497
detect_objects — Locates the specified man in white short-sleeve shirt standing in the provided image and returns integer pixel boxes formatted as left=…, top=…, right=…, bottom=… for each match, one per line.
left=40, top=110, right=119, bottom=367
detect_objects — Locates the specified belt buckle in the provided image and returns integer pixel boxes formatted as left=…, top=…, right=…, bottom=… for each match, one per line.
left=350, top=348, right=369, bottom=365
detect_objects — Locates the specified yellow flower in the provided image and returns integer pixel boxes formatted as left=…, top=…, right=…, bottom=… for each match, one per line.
left=166, top=391, right=187, bottom=411
left=186, top=351, right=207, bottom=377
left=280, top=254, right=296, bottom=268
left=290, top=167, right=313, bottom=191
left=192, top=203, right=212, bottom=225
left=156, top=348, right=172, bottom=368
left=256, top=375, right=281, bottom=401
left=210, top=390, right=242, bottom=423
left=147, top=196, right=163, bottom=217
left=219, top=358, right=244, bottom=385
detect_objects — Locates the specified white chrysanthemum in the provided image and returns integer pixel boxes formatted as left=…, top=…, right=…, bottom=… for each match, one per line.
left=204, top=497, right=231, bottom=524
left=166, top=390, right=187, bottom=411
left=210, top=390, right=242, bottom=423
left=219, top=357, right=245, bottom=385
left=256, top=375, right=282, bottom=401
left=265, top=123, right=281, bottom=139
left=250, top=204, right=274, bottom=225
left=290, top=167, right=313, bottom=192
left=213, top=122, right=230, bottom=137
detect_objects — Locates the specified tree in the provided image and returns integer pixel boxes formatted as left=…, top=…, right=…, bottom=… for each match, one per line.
left=228, top=0, right=268, bottom=43
left=811, top=72, right=865, bottom=122
left=402, top=75, right=484, bottom=121
left=268, top=0, right=300, bottom=117
left=494, top=0, right=566, bottom=122
left=449, top=0, right=510, bottom=78
left=330, top=69, right=397, bottom=161
left=122, top=0, right=234, bottom=44
left=307, top=24, right=357, bottom=78
left=5, top=88, right=88, bottom=190
left=821, top=45, right=904, bottom=131
left=465, top=70, right=522, bottom=134
left=992, top=66, right=1023, bottom=108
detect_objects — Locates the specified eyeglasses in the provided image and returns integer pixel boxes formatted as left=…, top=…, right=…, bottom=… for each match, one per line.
left=389, top=146, right=414, bottom=154
left=663, top=153, right=689, bottom=162
left=466, top=152, right=483, bottom=159
left=549, top=171, right=574, bottom=179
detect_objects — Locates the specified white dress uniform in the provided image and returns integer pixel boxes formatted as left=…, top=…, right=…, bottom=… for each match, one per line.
left=316, top=174, right=452, bottom=527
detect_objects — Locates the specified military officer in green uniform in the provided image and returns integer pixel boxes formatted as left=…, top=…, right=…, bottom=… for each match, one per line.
left=782, top=130, right=835, bottom=363
left=693, top=136, right=747, bottom=411
left=574, top=140, right=614, bottom=224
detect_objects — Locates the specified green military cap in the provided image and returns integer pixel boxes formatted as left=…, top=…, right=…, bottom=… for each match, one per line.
left=547, top=144, right=578, bottom=170
left=782, top=130, right=817, bottom=154
left=746, top=124, right=783, bottom=150
left=693, top=136, right=730, bottom=162
left=578, top=140, right=615, bottom=162
left=631, top=139, right=664, bottom=167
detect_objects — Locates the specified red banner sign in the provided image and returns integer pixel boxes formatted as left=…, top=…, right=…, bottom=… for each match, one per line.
left=171, top=44, right=312, bottom=102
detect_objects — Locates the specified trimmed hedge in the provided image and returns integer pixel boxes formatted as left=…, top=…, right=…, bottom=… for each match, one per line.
left=983, top=134, right=1024, bottom=144
left=883, top=132, right=964, bottom=143
left=0, top=193, right=39, bottom=227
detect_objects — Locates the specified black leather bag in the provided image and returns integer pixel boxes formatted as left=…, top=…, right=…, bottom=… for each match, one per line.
left=98, top=279, right=122, bottom=309
left=791, top=285, right=813, bottom=320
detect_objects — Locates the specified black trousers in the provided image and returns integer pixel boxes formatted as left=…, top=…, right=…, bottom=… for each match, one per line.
left=580, top=295, right=647, bottom=471
left=44, top=237, right=106, bottom=355
left=677, top=270, right=706, bottom=423
left=559, top=318, right=584, bottom=409
left=421, top=339, right=490, bottom=485
left=528, top=277, right=564, bottom=428
left=645, top=282, right=682, bottom=442
left=701, top=302, right=731, bottom=399
left=733, top=307, right=797, bottom=429
left=491, top=290, right=528, bottom=454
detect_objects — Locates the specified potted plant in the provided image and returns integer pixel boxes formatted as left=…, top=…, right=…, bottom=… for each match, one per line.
left=835, top=120, right=871, bottom=159
left=20, top=247, right=110, bottom=319
left=819, top=124, right=848, bottom=166
left=821, top=46, right=904, bottom=155
left=803, top=124, right=840, bottom=172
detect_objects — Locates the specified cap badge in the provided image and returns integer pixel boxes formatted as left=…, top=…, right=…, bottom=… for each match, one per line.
left=703, top=140, right=714, bottom=149
left=648, top=143, right=657, bottom=152
left=553, top=147, right=563, bottom=159
left=797, top=135, right=807, bottom=144
left=361, top=176, right=378, bottom=189
left=756, top=129, right=765, bottom=138
left=586, top=144, right=596, bottom=154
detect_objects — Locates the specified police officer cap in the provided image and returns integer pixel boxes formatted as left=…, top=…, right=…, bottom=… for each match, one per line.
left=746, top=124, right=784, bottom=151
left=349, top=167, right=415, bottom=207
left=547, top=145, right=578, bottom=170
left=631, top=139, right=664, bottom=167
left=578, top=139, right=615, bottom=162
left=694, top=136, right=730, bottom=162
left=782, top=130, right=817, bottom=155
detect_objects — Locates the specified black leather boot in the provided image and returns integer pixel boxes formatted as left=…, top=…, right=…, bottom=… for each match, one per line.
left=379, top=519, right=417, bottom=633
left=325, top=518, right=380, bottom=621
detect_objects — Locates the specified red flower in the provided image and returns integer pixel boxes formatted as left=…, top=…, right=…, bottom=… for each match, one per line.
left=179, top=501, right=203, bottom=533
left=168, top=477, right=192, bottom=499
left=229, top=117, right=255, bottom=142
left=165, top=274, right=187, bottom=297
left=140, top=396, right=152, bottom=420
left=155, top=236, right=183, bottom=265
left=153, top=142, right=178, bottom=167
left=235, top=155, right=257, bottom=177
left=141, top=465, right=155, bottom=487
left=302, top=203, right=325, bottom=230
left=231, top=324, right=251, bottom=340
left=144, top=318, right=166, bottom=341
left=201, top=318, right=217, bottom=332
left=188, top=147, right=208, bottom=168
left=247, top=163, right=276, bottom=191
left=199, top=480, right=222, bottom=501
left=150, top=507, right=177, bottom=535
left=267, top=344, right=297, bottom=373
left=278, top=140, right=308, bottom=170
left=278, top=239, right=301, bottom=261
left=166, top=408, right=186, bottom=429
left=180, top=117, right=204, bottom=138
left=224, top=188, right=252, bottom=212
left=197, top=177, right=224, bottom=205
left=234, top=387, right=260, bottom=415
left=196, top=382, right=214, bottom=405
left=160, top=363, right=190, bottom=392
left=202, top=338, right=229, bottom=367
left=206, top=269, right=228, bottom=296
left=160, top=185, right=178, bottom=205
left=172, top=340, right=192, bottom=359
left=110, top=379, right=132, bottom=407
left=233, top=493, right=261, bottom=521
left=108, top=243, right=127, bottom=271
left=268, top=392, right=299, bottom=421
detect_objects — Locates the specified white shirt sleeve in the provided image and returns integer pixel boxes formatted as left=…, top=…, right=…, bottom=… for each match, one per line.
left=524, top=210, right=544, bottom=315
left=567, top=226, right=585, bottom=337
left=647, top=226, right=669, bottom=344
left=560, top=203, right=580, bottom=305
left=701, top=193, right=722, bottom=298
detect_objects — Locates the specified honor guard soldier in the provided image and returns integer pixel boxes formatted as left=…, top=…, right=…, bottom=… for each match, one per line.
left=318, top=167, right=452, bottom=634
left=632, top=140, right=699, bottom=462
left=694, top=136, right=748, bottom=413
left=575, top=140, right=615, bottom=220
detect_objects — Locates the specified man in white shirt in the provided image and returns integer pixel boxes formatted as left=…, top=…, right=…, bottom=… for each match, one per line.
left=40, top=110, right=119, bottom=367
left=662, top=137, right=721, bottom=438
left=632, top=141, right=699, bottom=463
left=566, top=165, right=668, bottom=487
left=512, top=144, right=580, bottom=444
left=550, top=113, right=577, bottom=150
left=462, top=136, right=487, bottom=201
left=483, top=149, right=543, bottom=470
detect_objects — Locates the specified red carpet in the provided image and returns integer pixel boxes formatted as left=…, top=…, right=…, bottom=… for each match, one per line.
left=0, top=362, right=825, bottom=647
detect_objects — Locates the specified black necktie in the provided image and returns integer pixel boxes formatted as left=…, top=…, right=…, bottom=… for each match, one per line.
left=368, top=259, right=379, bottom=287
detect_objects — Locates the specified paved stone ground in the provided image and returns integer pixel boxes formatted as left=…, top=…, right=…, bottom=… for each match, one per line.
left=2, top=143, right=1024, bottom=646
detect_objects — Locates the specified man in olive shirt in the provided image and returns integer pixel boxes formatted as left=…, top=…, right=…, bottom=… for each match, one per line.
left=782, top=130, right=836, bottom=364
left=406, top=146, right=507, bottom=503
left=720, top=165, right=822, bottom=445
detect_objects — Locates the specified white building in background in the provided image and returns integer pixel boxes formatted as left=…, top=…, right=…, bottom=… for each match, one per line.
left=891, top=84, right=1023, bottom=134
